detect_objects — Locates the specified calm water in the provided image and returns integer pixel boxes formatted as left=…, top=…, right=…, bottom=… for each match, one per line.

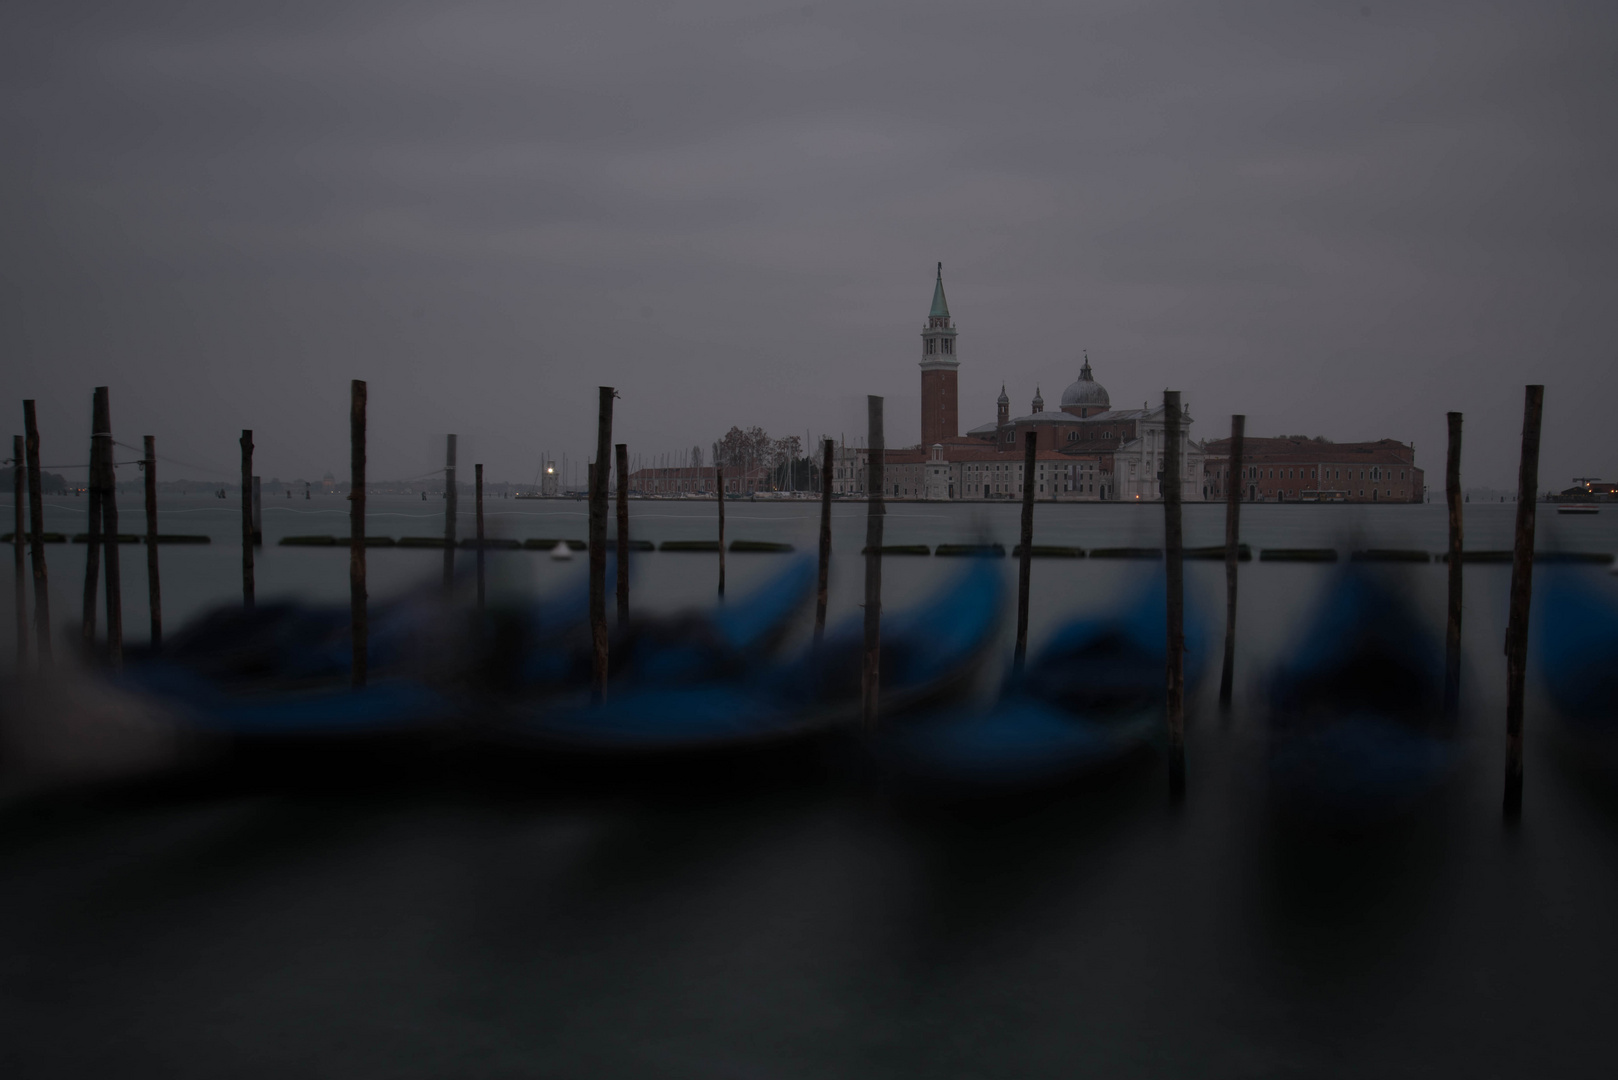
left=3, top=496, right=1618, bottom=1076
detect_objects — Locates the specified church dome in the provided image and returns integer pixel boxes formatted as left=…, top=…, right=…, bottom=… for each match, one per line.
left=1059, top=353, right=1110, bottom=410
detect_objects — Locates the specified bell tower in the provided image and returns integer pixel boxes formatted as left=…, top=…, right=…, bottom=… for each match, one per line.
left=919, top=262, right=959, bottom=446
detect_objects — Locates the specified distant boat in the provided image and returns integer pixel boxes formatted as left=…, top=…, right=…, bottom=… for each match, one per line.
left=550, top=541, right=573, bottom=561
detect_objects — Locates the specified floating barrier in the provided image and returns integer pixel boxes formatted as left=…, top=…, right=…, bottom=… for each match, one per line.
left=729, top=540, right=795, bottom=553
left=459, top=538, right=521, bottom=550
left=1010, top=544, right=1085, bottom=558
left=936, top=543, right=1006, bottom=557
left=603, top=539, right=655, bottom=551
left=862, top=544, right=930, bottom=555
left=397, top=537, right=450, bottom=549
left=1351, top=549, right=1430, bottom=563
left=523, top=538, right=586, bottom=551
left=1184, top=544, right=1250, bottom=561
left=1089, top=547, right=1161, bottom=559
left=56, top=532, right=211, bottom=545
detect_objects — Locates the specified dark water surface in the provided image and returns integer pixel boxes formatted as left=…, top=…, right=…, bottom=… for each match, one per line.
left=3, top=498, right=1617, bottom=1076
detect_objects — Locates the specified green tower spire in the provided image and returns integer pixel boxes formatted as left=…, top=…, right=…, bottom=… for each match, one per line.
left=929, top=261, right=949, bottom=319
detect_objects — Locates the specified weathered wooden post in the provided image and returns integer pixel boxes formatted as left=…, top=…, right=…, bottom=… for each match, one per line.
left=815, top=438, right=832, bottom=647
left=1444, top=412, right=1464, bottom=721
left=1218, top=414, right=1245, bottom=711
left=1503, top=386, right=1543, bottom=820
left=862, top=396, right=885, bottom=726
left=1014, top=431, right=1037, bottom=674
left=12, top=435, right=26, bottom=666
left=1164, top=390, right=1186, bottom=798
left=474, top=462, right=486, bottom=610
left=588, top=388, right=614, bottom=702
left=443, top=434, right=457, bottom=596
left=615, top=443, right=629, bottom=623
left=97, top=388, right=123, bottom=667
left=81, top=390, right=104, bottom=649
left=251, top=476, right=262, bottom=546
left=350, top=380, right=367, bottom=688
left=239, top=430, right=254, bottom=607
left=143, top=435, right=161, bottom=649
left=23, top=402, right=50, bottom=662
left=716, top=463, right=726, bottom=598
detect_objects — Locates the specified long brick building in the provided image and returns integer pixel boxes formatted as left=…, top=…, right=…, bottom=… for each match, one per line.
left=1201, top=436, right=1424, bottom=503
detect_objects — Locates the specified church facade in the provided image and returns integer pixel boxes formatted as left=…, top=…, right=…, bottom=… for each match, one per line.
left=833, top=265, right=1206, bottom=501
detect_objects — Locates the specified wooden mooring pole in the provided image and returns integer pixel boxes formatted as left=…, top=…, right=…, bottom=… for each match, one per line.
left=1014, top=430, right=1037, bottom=674
left=443, top=434, right=457, bottom=596
left=97, top=387, right=122, bottom=667
left=1164, top=390, right=1186, bottom=799
left=13, top=435, right=26, bottom=666
left=1503, top=385, right=1543, bottom=820
left=239, top=429, right=254, bottom=607
left=1218, top=414, right=1245, bottom=711
left=350, top=380, right=367, bottom=689
left=716, top=463, right=726, bottom=598
left=615, top=443, right=629, bottom=624
left=143, top=436, right=161, bottom=649
left=1444, top=411, right=1463, bottom=720
left=474, top=462, right=486, bottom=610
left=23, top=402, right=50, bottom=663
left=861, top=396, right=884, bottom=726
left=251, top=476, right=262, bottom=546
left=815, top=438, right=832, bottom=647
left=589, top=388, right=614, bottom=702
left=81, top=390, right=104, bottom=650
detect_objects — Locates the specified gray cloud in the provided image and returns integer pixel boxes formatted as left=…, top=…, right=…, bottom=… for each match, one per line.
left=3, top=0, right=1614, bottom=487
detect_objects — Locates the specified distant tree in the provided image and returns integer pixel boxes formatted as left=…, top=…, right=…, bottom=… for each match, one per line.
left=715, top=426, right=771, bottom=472
left=0, top=466, right=66, bottom=494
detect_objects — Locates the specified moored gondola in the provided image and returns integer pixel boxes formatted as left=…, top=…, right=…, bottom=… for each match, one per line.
left=876, top=570, right=1203, bottom=792
left=1265, top=566, right=1452, bottom=822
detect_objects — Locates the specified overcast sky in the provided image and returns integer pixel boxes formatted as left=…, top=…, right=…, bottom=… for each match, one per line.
left=3, top=0, right=1613, bottom=489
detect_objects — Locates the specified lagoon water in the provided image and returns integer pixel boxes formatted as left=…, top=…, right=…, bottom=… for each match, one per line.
left=4, top=495, right=1618, bottom=1076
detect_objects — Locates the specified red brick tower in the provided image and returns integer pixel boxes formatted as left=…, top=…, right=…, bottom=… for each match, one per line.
left=919, top=262, right=959, bottom=446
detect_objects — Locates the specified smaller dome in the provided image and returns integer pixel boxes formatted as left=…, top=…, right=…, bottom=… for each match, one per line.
left=996, top=384, right=1010, bottom=405
left=1059, top=353, right=1110, bottom=410
left=1032, top=387, right=1044, bottom=413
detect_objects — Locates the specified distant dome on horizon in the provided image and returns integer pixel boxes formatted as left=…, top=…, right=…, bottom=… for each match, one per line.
left=1059, top=354, right=1110, bottom=410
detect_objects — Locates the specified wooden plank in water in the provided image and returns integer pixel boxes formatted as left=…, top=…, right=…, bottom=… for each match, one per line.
left=1188, top=544, right=1250, bottom=561
left=935, top=543, right=1006, bottom=557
